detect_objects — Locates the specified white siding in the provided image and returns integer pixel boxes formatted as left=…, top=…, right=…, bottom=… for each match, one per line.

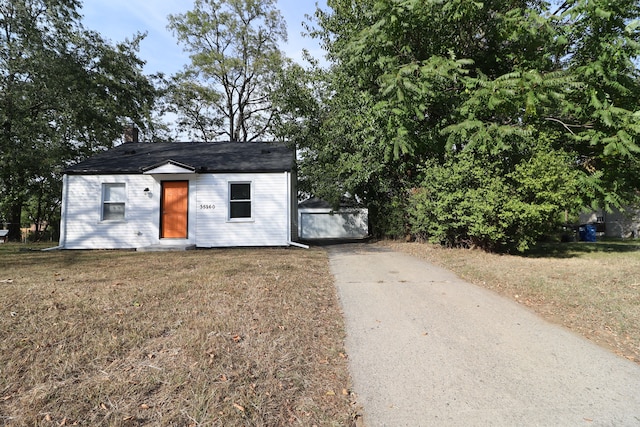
left=299, top=208, right=369, bottom=240
left=605, top=209, right=640, bottom=238
left=580, top=208, right=640, bottom=238
left=61, top=172, right=291, bottom=249
left=61, top=174, right=162, bottom=249
left=195, top=173, right=289, bottom=247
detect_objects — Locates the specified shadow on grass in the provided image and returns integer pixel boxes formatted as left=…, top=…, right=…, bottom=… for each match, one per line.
left=524, top=240, right=640, bottom=259
left=0, top=243, right=138, bottom=269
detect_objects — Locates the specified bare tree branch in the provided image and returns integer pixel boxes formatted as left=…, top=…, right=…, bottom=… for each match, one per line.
left=544, top=117, right=594, bottom=134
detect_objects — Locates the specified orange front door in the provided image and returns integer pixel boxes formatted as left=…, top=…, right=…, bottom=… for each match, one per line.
left=161, top=181, right=188, bottom=238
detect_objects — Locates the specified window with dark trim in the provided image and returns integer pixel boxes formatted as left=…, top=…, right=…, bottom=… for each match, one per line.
left=229, top=182, right=251, bottom=219
left=102, top=183, right=126, bottom=221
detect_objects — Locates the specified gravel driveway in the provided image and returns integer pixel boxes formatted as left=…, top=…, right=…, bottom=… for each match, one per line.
left=327, top=243, right=640, bottom=426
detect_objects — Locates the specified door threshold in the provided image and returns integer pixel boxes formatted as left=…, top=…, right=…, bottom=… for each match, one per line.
left=136, top=244, right=196, bottom=252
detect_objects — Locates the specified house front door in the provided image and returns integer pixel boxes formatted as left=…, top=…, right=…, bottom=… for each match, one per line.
left=161, top=181, right=188, bottom=238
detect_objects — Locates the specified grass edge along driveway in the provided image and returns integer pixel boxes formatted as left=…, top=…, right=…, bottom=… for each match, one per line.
left=384, top=240, right=640, bottom=365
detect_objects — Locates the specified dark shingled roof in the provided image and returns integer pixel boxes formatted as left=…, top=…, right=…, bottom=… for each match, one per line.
left=298, top=198, right=333, bottom=209
left=298, top=197, right=365, bottom=209
left=65, top=141, right=295, bottom=175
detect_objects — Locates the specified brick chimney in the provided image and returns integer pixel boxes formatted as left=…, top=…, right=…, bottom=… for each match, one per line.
left=124, top=125, right=139, bottom=143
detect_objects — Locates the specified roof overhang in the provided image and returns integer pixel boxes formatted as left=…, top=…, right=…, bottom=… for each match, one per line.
left=142, top=159, right=196, bottom=175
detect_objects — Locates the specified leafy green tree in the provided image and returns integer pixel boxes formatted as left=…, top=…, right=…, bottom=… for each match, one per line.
left=168, top=0, right=288, bottom=142
left=22, top=170, right=61, bottom=241
left=273, top=56, right=416, bottom=237
left=408, top=143, right=583, bottom=252
left=0, top=0, right=155, bottom=240
left=555, top=0, right=640, bottom=205
left=155, top=71, right=224, bottom=142
left=286, top=0, right=640, bottom=250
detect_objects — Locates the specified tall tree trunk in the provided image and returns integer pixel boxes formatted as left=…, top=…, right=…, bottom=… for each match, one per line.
left=7, top=201, right=22, bottom=242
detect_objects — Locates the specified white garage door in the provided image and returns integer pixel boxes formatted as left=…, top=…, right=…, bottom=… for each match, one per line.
left=299, top=210, right=368, bottom=239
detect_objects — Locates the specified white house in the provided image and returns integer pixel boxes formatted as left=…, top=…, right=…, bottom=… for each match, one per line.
left=579, top=207, right=640, bottom=239
left=59, top=141, right=300, bottom=250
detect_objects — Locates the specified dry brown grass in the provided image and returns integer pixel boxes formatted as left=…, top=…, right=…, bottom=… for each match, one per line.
left=0, top=245, right=354, bottom=426
left=383, top=240, right=640, bottom=364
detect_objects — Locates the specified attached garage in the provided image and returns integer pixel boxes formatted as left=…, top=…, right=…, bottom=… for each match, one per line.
left=298, top=198, right=368, bottom=240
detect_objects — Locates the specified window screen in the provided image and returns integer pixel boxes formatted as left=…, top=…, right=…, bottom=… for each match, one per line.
left=102, top=183, right=126, bottom=221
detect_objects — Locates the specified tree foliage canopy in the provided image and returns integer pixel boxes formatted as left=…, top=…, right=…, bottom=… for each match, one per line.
left=167, top=0, right=288, bottom=142
left=275, top=0, right=640, bottom=251
left=0, top=0, right=155, bottom=240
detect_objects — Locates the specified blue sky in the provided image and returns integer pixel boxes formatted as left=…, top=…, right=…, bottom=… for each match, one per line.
left=81, top=0, right=328, bottom=76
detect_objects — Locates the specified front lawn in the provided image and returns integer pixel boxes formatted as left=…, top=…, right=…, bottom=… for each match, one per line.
left=0, top=245, right=354, bottom=426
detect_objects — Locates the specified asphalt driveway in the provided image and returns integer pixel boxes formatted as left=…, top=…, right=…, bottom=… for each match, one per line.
left=327, top=243, right=640, bottom=426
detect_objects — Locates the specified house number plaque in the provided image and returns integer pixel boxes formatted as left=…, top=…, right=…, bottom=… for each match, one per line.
left=199, top=204, right=216, bottom=210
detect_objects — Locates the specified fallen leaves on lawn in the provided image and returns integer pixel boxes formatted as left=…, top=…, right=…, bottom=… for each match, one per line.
left=0, top=248, right=355, bottom=425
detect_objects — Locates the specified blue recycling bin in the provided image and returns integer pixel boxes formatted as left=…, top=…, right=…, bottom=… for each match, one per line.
left=579, top=224, right=597, bottom=242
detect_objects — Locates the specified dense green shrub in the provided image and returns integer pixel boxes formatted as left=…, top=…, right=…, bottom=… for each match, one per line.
left=408, top=147, right=583, bottom=252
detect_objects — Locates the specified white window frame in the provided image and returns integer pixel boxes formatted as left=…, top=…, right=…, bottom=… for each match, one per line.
left=228, top=181, right=252, bottom=221
left=101, top=183, right=126, bottom=222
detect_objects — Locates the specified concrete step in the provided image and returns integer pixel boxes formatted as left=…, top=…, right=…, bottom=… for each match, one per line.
left=136, top=244, right=196, bottom=252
